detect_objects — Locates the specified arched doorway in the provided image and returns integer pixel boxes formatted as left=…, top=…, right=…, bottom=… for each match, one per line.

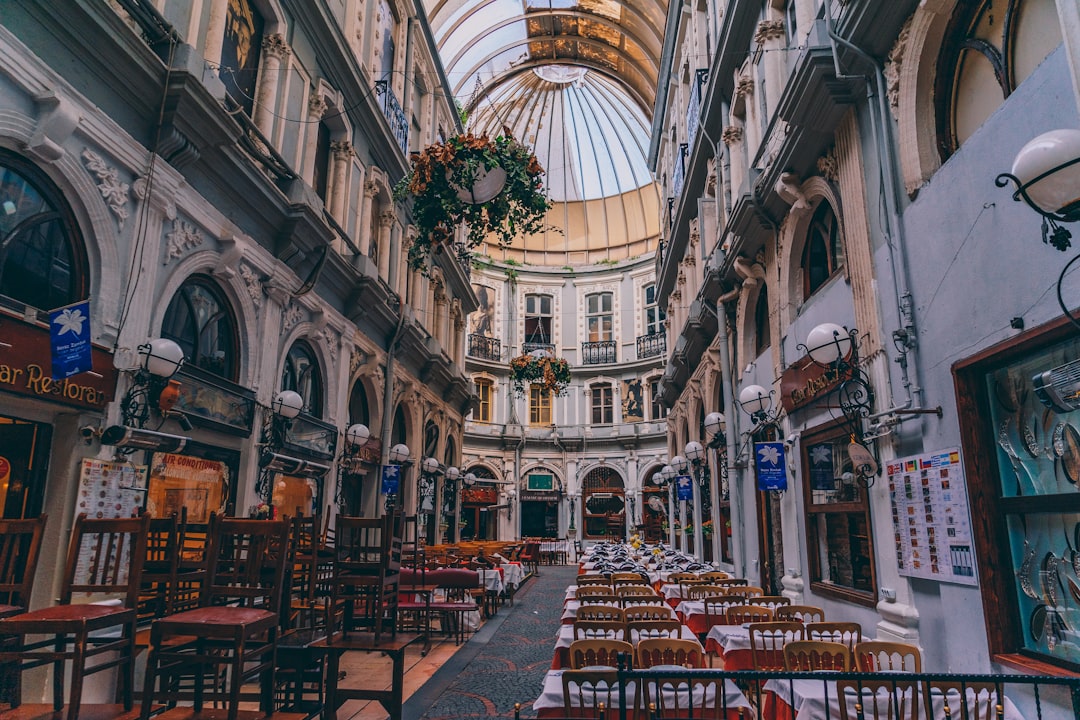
left=520, top=467, right=560, bottom=538
left=461, top=465, right=496, bottom=541
left=582, top=467, right=626, bottom=541
left=419, top=420, right=439, bottom=541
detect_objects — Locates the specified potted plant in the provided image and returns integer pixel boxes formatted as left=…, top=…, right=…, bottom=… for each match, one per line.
left=509, top=351, right=571, bottom=397
left=395, top=132, right=552, bottom=270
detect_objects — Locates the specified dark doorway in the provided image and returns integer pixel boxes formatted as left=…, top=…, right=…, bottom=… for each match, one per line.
left=0, top=414, right=50, bottom=518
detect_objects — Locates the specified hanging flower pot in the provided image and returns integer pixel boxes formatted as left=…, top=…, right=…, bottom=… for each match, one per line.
left=509, top=352, right=571, bottom=397
left=453, top=165, right=507, bottom=204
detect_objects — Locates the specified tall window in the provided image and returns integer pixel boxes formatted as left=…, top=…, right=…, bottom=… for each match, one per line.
left=644, top=284, right=665, bottom=336
left=474, top=378, right=493, bottom=422
left=590, top=383, right=613, bottom=425
left=529, top=385, right=551, bottom=425
left=161, top=275, right=238, bottom=381
left=649, top=379, right=667, bottom=420
left=0, top=151, right=87, bottom=312
left=281, top=341, right=323, bottom=416
left=524, top=294, right=553, bottom=345
left=220, top=0, right=264, bottom=115
left=754, top=284, right=771, bottom=356
left=784, top=0, right=798, bottom=45
left=312, top=122, right=332, bottom=202
left=376, top=0, right=398, bottom=81
left=802, top=201, right=843, bottom=300
left=586, top=292, right=614, bottom=341
left=802, top=427, right=877, bottom=605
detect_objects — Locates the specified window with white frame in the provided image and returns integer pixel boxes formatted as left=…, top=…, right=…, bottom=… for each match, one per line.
left=474, top=378, right=493, bottom=423
left=524, top=294, right=553, bottom=346
left=529, top=385, right=552, bottom=425
left=644, top=284, right=665, bottom=336
left=590, top=383, right=614, bottom=425
left=586, top=292, right=614, bottom=342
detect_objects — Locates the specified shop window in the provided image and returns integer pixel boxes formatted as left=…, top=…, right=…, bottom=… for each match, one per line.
left=590, top=383, right=613, bottom=425
left=161, top=275, right=239, bottom=381
left=957, top=327, right=1080, bottom=671
left=644, top=283, right=665, bottom=336
left=529, top=385, right=551, bottom=425
left=281, top=341, right=323, bottom=417
left=586, top=292, right=614, bottom=342
left=802, top=201, right=843, bottom=301
left=801, top=426, right=877, bottom=605
left=524, top=293, right=553, bottom=346
left=475, top=378, right=493, bottom=422
left=220, top=0, right=264, bottom=115
left=936, top=0, right=1060, bottom=161
left=754, top=283, right=770, bottom=356
left=0, top=151, right=88, bottom=313
left=582, top=466, right=625, bottom=540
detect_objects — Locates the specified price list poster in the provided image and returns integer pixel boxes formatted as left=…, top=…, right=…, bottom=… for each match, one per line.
left=886, top=448, right=978, bottom=585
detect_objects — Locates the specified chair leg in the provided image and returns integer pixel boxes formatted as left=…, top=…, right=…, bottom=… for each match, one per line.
left=140, top=645, right=159, bottom=720
left=120, top=622, right=135, bottom=710
left=52, top=634, right=65, bottom=712
left=227, top=637, right=245, bottom=720
left=66, top=634, right=87, bottom=720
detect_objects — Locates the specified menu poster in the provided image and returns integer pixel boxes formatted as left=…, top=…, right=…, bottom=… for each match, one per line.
left=147, top=453, right=228, bottom=524
left=886, top=448, right=977, bottom=586
left=72, top=459, right=148, bottom=590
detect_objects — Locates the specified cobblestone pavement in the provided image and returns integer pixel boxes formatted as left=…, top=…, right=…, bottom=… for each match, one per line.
left=410, top=564, right=577, bottom=720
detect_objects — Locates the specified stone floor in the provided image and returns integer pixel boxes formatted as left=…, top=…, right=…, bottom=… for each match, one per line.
left=332, top=564, right=576, bottom=720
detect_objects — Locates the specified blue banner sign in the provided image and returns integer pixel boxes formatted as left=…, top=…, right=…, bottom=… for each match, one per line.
left=49, top=299, right=92, bottom=379
left=380, top=464, right=401, bottom=496
left=676, top=474, right=693, bottom=501
left=755, top=441, right=788, bottom=492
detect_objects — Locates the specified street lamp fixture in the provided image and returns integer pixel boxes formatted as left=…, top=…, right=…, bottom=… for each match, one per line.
left=671, top=455, right=688, bottom=475
left=704, top=412, right=726, bottom=449
left=738, top=384, right=781, bottom=431
left=389, top=443, right=411, bottom=465
left=118, top=337, right=188, bottom=432
left=335, top=423, right=372, bottom=510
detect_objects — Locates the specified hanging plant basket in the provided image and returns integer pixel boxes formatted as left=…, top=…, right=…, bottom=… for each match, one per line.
left=394, top=132, right=552, bottom=271
left=509, top=351, right=571, bottom=397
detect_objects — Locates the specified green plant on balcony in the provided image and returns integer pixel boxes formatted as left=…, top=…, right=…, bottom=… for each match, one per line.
left=395, top=132, right=551, bottom=271
left=509, top=351, right=571, bottom=397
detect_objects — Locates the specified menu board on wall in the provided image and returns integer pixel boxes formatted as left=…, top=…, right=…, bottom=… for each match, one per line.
left=72, top=459, right=148, bottom=590
left=886, top=448, right=977, bottom=586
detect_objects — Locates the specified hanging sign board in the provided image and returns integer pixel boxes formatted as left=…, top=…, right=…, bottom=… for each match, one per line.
left=49, top=300, right=93, bottom=379
left=754, top=441, right=788, bottom=491
left=380, top=464, right=401, bottom=496
left=676, top=475, right=693, bottom=501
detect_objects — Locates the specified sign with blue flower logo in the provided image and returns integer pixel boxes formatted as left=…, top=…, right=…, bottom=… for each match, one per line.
left=381, top=464, right=401, bottom=496
left=49, top=300, right=92, bottom=379
left=754, top=441, right=788, bottom=491
left=676, top=474, right=693, bottom=501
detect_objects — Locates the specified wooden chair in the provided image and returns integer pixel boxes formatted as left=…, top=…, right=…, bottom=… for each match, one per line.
left=666, top=572, right=699, bottom=584
left=577, top=575, right=612, bottom=588
left=724, top=604, right=773, bottom=625
left=624, top=605, right=671, bottom=622
left=924, top=680, right=1006, bottom=720
left=855, top=640, right=922, bottom=672
left=806, top=621, right=861, bottom=657
left=578, top=586, right=620, bottom=600
left=577, top=605, right=625, bottom=623
left=138, top=514, right=183, bottom=627
left=332, top=511, right=403, bottom=643
left=713, top=577, right=748, bottom=586
left=636, top=638, right=705, bottom=669
left=784, top=640, right=852, bottom=670
left=723, top=585, right=763, bottom=598
left=288, top=512, right=337, bottom=631
left=572, top=619, right=626, bottom=641
left=614, top=585, right=657, bottom=599
left=639, top=670, right=745, bottom=720
left=611, top=572, right=649, bottom=586
left=428, top=568, right=484, bottom=644
left=569, top=638, right=635, bottom=669
left=0, top=513, right=149, bottom=720
left=626, top=619, right=682, bottom=641
left=704, top=597, right=746, bottom=628
left=0, top=515, right=47, bottom=706
left=687, top=584, right=730, bottom=600
left=562, top=668, right=623, bottom=719
left=140, top=516, right=291, bottom=720
left=520, top=541, right=541, bottom=574
left=838, top=677, right=921, bottom=720
left=747, top=595, right=791, bottom=611
left=748, top=621, right=805, bottom=672
left=775, top=604, right=825, bottom=623
left=698, top=571, right=731, bottom=582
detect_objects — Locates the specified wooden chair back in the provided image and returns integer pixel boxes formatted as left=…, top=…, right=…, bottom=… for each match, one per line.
left=573, top=619, right=626, bottom=641
left=687, top=584, right=729, bottom=600
left=576, top=604, right=625, bottom=623
left=784, top=640, right=852, bottom=671
left=578, top=585, right=619, bottom=599
left=704, top=597, right=746, bottom=627
left=627, top=619, right=682, bottom=641
left=636, top=638, right=704, bottom=669
left=698, top=571, right=731, bottom=582
left=561, top=668, right=623, bottom=718
left=775, top=604, right=825, bottom=623
left=623, top=604, right=671, bottom=621
left=614, top=584, right=657, bottom=598
left=924, top=681, right=1005, bottom=720
left=581, top=593, right=621, bottom=606
left=855, top=641, right=922, bottom=672
left=724, top=604, right=773, bottom=625
left=639, top=672, right=739, bottom=720
left=837, top=678, right=921, bottom=720
left=203, top=516, right=291, bottom=614
left=723, top=585, right=763, bottom=598
left=61, top=513, right=151, bottom=609
left=569, top=638, right=635, bottom=669
left=747, top=595, right=791, bottom=610
left=576, top=575, right=612, bottom=587
left=666, top=572, right=699, bottom=584
left=139, top=514, right=181, bottom=621
left=748, top=621, right=805, bottom=672
left=611, top=572, right=649, bottom=585
left=713, top=577, right=748, bottom=586
left=0, top=514, right=47, bottom=610
left=806, top=621, right=861, bottom=656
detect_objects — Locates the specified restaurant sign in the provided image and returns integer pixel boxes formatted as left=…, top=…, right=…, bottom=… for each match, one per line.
left=0, top=312, right=117, bottom=410
left=779, top=353, right=852, bottom=413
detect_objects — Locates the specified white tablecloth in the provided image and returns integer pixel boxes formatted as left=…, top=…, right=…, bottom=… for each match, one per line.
left=533, top=669, right=752, bottom=712
left=479, top=568, right=504, bottom=594
left=762, top=678, right=1025, bottom=720
left=500, top=563, right=525, bottom=589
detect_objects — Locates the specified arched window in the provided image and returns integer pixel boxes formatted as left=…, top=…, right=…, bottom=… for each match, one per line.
left=754, top=283, right=771, bottom=356
left=348, top=380, right=370, bottom=427
left=802, top=201, right=843, bottom=300
left=935, top=0, right=1060, bottom=161
left=0, top=150, right=88, bottom=311
left=281, top=341, right=323, bottom=416
left=582, top=467, right=625, bottom=541
left=161, top=275, right=239, bottom=381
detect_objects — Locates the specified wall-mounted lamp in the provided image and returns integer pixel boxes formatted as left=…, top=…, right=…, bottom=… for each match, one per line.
left=388, top=443, right=411, bottom=465
left=738, top=384, right=781, bottom=432
left=997, top=129, right=1080, bottom=330
left=798, top=322, right=878, bottom=485
left=335, top=423, right=371, bottom=510
left=704, top=412, right=726, bottom=450
left=119, top=337, right=189, bottom=431
left=256, top=389, right=306, bottom=502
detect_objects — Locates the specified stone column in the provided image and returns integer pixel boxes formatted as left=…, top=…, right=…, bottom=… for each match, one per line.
left=203, top=0, right=229, bottom=68
left=359, top=180, right=378, bottom=256
left=722, top=126, right=744, bottom=210
left=254, top=34, right=290, bottom=137
left=377, top=211, right=394, bottom=280
left=451, top=299, right=464, bottom=364
left=329, top=140, right=353, bottom=225
left=303, top=95, right=328, bottom=183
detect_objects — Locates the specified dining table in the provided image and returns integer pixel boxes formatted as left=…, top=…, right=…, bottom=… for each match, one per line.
left=561, top=600, right=677, bottom=624
left=551, top=623, right=700, bottom=669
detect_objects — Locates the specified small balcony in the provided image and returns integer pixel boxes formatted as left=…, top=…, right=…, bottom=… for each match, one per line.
left=636, top=332, right=666, bottom=360
left=374, top=80, right=409, bottom=154
left=468, top=334, right=501, bottom=361
left=522, top=342, right=555, bottom=356
left=581, top=340, right=617, bottom=365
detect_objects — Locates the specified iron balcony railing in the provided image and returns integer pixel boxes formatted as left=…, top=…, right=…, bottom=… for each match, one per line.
left=374, top=79, right=408, bottom=154
left=686, top=68, right=709, bottom=156
left=666, top=197, right=675, bottom=230
left=468, top=334, right=501, bottom=361
left=582, top=340, right=617, bottom=365
left=522, top=342, right=556, bottom=356
left=636, top=332, right=666, bottom=360
left=672, top=143, right=688, bottom=199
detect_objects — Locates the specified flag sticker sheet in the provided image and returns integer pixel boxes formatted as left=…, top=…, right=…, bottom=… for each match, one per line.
left=886, top=448, right=978, bottom=586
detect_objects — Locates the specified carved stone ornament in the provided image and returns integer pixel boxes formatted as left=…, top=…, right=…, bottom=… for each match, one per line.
left=705, top=158, right=717, bottom=195
left=81, top=148, right=130, bottom=229
left=736, top=76, right=754, bottom=98
left=774, top=172, right=812, bottom=215
left=132, top=175, right=177, bottom=220
left=885, top=16, right=913, bottom=121
left=331, top=140, right=354, bottom=160
left=239, top=264, right=263, bottom=307
left=262, top=33, right=291, bottom=59
left=722, top=126, right=744, bottom=145
left=282, top=303, right=304, bottom=331
left=754, top=20, right=785, bottom=45
left=164, top=219, right=205, bottom=263
left=308, top=94, right=328, bottom=119
left=364, top=179, right=381, bottom=198
left=350, top=348, right=367, bottom=375
left=817, top=147, right=840, bottom=182
left=379, top=210, right=396, bottom=228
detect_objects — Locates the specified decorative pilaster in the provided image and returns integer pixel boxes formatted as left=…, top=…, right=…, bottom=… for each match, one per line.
left=302, top=94, right=329, bottom=182
left=329, top=140, right=353, bottom=224
left=377, top=210, right=395, bottom=280
left=254, top=34, right=291, bottom=136
left=359, top=180, right=378, bottom=256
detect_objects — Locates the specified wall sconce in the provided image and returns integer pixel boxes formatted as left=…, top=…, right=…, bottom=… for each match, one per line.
left=256, top=389, right=305, bottom=502
left=119, top=337, right=188, bottom=431
left=738, top=384, right=781, bottom=432
left=670, top=455, right=688, bottom=476
left=798, top=322, right=879, bottom=485
left=463, top=472, right=477, bottom=487
left=704, top=412, right=726, bottom=450
left=996, top=128, right=1080, bottom=331
left=388, top=443, right=411, bottom=465
left=335, top=423, right=371, bottom=510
